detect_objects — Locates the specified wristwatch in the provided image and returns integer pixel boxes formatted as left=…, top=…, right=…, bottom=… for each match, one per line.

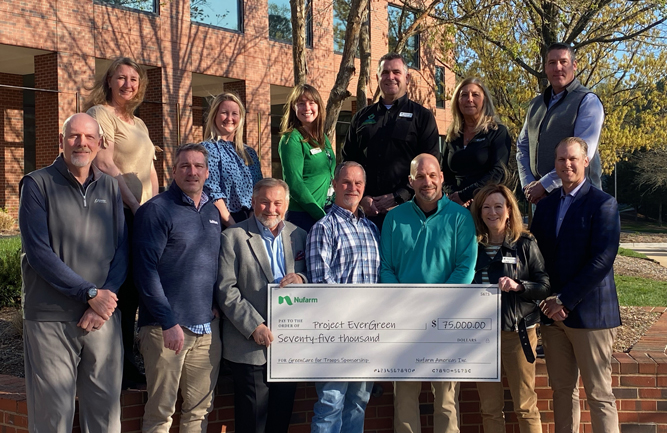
left=555, top=294, right=563, bottom=305
left=86, top=287, right=98, bottom=301
left=393, top=192, right=405, bottom=205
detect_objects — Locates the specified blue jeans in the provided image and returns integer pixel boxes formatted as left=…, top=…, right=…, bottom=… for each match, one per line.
left=311, top=381, right=373, bottom=433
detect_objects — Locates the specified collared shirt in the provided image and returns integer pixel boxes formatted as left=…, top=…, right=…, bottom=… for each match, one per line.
left=255, top=215, right=287, bottom=283
left=342, top=93, right=440, bottom=201
left=556, top=180, right=586, bottom=236
left=181, top=189, right=212, bottom=335
left=306, top=204, right=380, bottom=284
left=516, top=91, right=604, bottom=191
left=202, top=139, right=262, bottom=212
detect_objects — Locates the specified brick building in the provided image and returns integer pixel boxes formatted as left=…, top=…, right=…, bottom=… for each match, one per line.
left=0, top=0, right=454, bottom=217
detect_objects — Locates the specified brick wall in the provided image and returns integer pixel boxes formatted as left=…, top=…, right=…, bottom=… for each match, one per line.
left=140, top=67, right=165, bottom=186
left=34, top=53, right=59, bottom=170
left=1, top=351, right=666, bottom=433
left=0, top=73, right=24, bottom=218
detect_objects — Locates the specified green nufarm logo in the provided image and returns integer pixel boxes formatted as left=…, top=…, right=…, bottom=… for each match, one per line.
left=278, top=295, right=318, bottom=305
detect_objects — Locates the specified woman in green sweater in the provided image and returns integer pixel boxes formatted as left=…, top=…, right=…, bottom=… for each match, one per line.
left=278, top=84, right=335, bottom=232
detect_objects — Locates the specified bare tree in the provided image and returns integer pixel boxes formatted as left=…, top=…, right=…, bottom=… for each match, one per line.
left=289, top=0, right=308, bottom=85
left=323, top=0, right=370, bottom=139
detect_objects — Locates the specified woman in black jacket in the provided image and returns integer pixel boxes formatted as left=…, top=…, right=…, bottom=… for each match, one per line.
left=441, top=77, right=511, bottom=207
left=471, top=184, right=551, bottom=433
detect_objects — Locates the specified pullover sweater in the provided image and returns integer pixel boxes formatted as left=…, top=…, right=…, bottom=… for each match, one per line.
left=380, top=196, right=477, bottom=284
left=133, top=181, right=221, bottom=330
left=19, top=155, right=128, bottom=321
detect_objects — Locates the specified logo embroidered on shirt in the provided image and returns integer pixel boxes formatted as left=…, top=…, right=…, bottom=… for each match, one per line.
left=93, top=199, right=107, bottom=204
left=361, top=114, right=377, bottom=126
left=209, top=220, right=219, bottom=225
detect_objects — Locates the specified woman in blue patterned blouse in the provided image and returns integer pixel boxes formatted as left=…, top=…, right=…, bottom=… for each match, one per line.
left=201, top=92, right=262, bottom=227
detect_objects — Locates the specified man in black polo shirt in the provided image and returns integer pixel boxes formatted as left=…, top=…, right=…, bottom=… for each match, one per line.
left=342, top=52, right=440, bottom=229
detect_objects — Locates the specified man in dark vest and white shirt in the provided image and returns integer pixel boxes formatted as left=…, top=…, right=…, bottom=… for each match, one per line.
left=516, top=42, right=604, bottom=205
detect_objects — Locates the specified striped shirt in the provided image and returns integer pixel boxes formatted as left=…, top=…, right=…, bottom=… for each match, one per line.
left=479, top=244, right=502, bottom=283
left=306, top=204, right=380, bottom=284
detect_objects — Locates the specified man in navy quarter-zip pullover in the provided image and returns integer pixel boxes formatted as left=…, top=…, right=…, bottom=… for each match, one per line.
left=19, top=113, right=128, bottom=433
left=133, top=143, right=222, bottom=433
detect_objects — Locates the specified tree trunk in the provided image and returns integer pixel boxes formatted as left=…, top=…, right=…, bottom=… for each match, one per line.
left=290, top=0, right=307, bottom=86
left=356, top=7, right=371, bottom=111
left=324, top=0, right=369, bottom=140
left=659, top=201, right=663, bottom=227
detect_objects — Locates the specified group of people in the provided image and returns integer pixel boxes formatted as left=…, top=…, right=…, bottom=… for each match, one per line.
left=18, top=43, right=621, bottom=433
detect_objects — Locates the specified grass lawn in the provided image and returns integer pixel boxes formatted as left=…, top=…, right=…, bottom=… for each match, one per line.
left=620, top=214, right=667, bottom=233
left=615, top=275, right=667, bottom=307
left=618, top=247, right=649, bottom=259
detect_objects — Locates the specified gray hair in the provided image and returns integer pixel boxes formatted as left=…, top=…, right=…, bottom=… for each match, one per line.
left=555, top=137, right=588, bottom=158
left=174, top=143, right=209, bottom=168
left=334, top=161, right=366, bottom=182
left=62, top=113, right=103, bottom=138
left=252, top=178, right=290, bottom=201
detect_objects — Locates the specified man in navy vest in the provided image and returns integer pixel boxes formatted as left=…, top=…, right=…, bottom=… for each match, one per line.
left=516, top=42, right=604, bottom=205
left=19, top=113, right=128, bottom=432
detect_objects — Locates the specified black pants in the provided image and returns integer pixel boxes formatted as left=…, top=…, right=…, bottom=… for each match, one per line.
left=226, top=360, right=296, bottom=433
left=118, top=208, right=143, bottom=382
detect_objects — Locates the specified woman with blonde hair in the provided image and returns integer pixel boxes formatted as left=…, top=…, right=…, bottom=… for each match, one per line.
left=278, top=84, right=335, bottom=231
left=201, top=92, right=262, bottom=227
left=442, top=77, right=511, bottom=207
left=470, top=183, right=550, bottom=433
left=85, top=56, right=157, bottom=389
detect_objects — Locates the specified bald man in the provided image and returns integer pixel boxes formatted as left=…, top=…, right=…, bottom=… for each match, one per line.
left=379, top=154, right=477, bottom=433
left=19, top=113, right=128, bottom=432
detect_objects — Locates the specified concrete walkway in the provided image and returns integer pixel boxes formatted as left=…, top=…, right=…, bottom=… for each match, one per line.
left=619, top=242, right=667, bottom=267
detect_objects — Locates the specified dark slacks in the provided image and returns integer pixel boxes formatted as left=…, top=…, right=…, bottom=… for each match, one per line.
left=227, top=360, right=297, bottom=433
left=118, top=208, right=144, bottom=383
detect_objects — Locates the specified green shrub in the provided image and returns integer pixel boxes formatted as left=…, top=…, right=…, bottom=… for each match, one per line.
left=0, top=236, right=21, bottom=308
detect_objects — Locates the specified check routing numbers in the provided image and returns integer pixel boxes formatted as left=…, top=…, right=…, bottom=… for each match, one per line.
left=267, top=284, right=501, bottom=381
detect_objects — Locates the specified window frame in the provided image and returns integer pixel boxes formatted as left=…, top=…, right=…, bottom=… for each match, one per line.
left=190, top=0, right=244, bottom=33
left=94, top=0, right=157, bottom=14
left=268, top=0, right=313, bottom=47
left=387, top=3, right=420, bottom=70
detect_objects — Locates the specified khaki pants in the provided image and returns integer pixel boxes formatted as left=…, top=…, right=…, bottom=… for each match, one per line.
left=394, top=381, right=460, bottom=433
left=541, top=321, right=619, bottom=433
left=139, top=318, right=222, bottom=433
left=24, top=314, right=123, bottom=433
left=476, top=328, right=541, bottom=433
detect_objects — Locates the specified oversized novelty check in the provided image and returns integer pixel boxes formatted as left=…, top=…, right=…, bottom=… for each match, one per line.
left=267, top=284, right=501, bottom=382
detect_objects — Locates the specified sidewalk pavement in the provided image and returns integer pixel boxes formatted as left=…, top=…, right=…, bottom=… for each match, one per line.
left=619, top=243, right=667, bottom=267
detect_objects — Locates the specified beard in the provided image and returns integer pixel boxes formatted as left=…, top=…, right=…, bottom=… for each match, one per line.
left=70, top=153, right=91, bottom=168
left=256, top=213, right=283, bottom=230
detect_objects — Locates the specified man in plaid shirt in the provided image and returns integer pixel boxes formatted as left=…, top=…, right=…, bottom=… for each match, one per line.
left=305, top=161, right=381, bottom=433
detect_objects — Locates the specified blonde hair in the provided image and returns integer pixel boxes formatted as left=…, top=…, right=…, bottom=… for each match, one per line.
left=203, top=92, right=252, bottom=166
left=83, top=57, right=148, bottom=117
left=471, top=183, right=526, bottom=245
left=446, top=77, right=501, bottom=142
left=280, top=84, right=327, bottom=148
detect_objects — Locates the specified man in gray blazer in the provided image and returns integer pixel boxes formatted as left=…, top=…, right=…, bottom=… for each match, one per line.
left=217, top=178, right=308, bottom=433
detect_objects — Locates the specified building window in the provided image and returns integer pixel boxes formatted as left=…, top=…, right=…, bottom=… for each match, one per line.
left=191, top=0, right=242, bottom=31
left=387, top=4, right=419, bottom=69
left=95, top=0, right=156, bottom=13
left=334, top=0, right=367, bottom=55
left=435, top=66, right=445, bottom=108
left=269, top=0, right=312, bottom=46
